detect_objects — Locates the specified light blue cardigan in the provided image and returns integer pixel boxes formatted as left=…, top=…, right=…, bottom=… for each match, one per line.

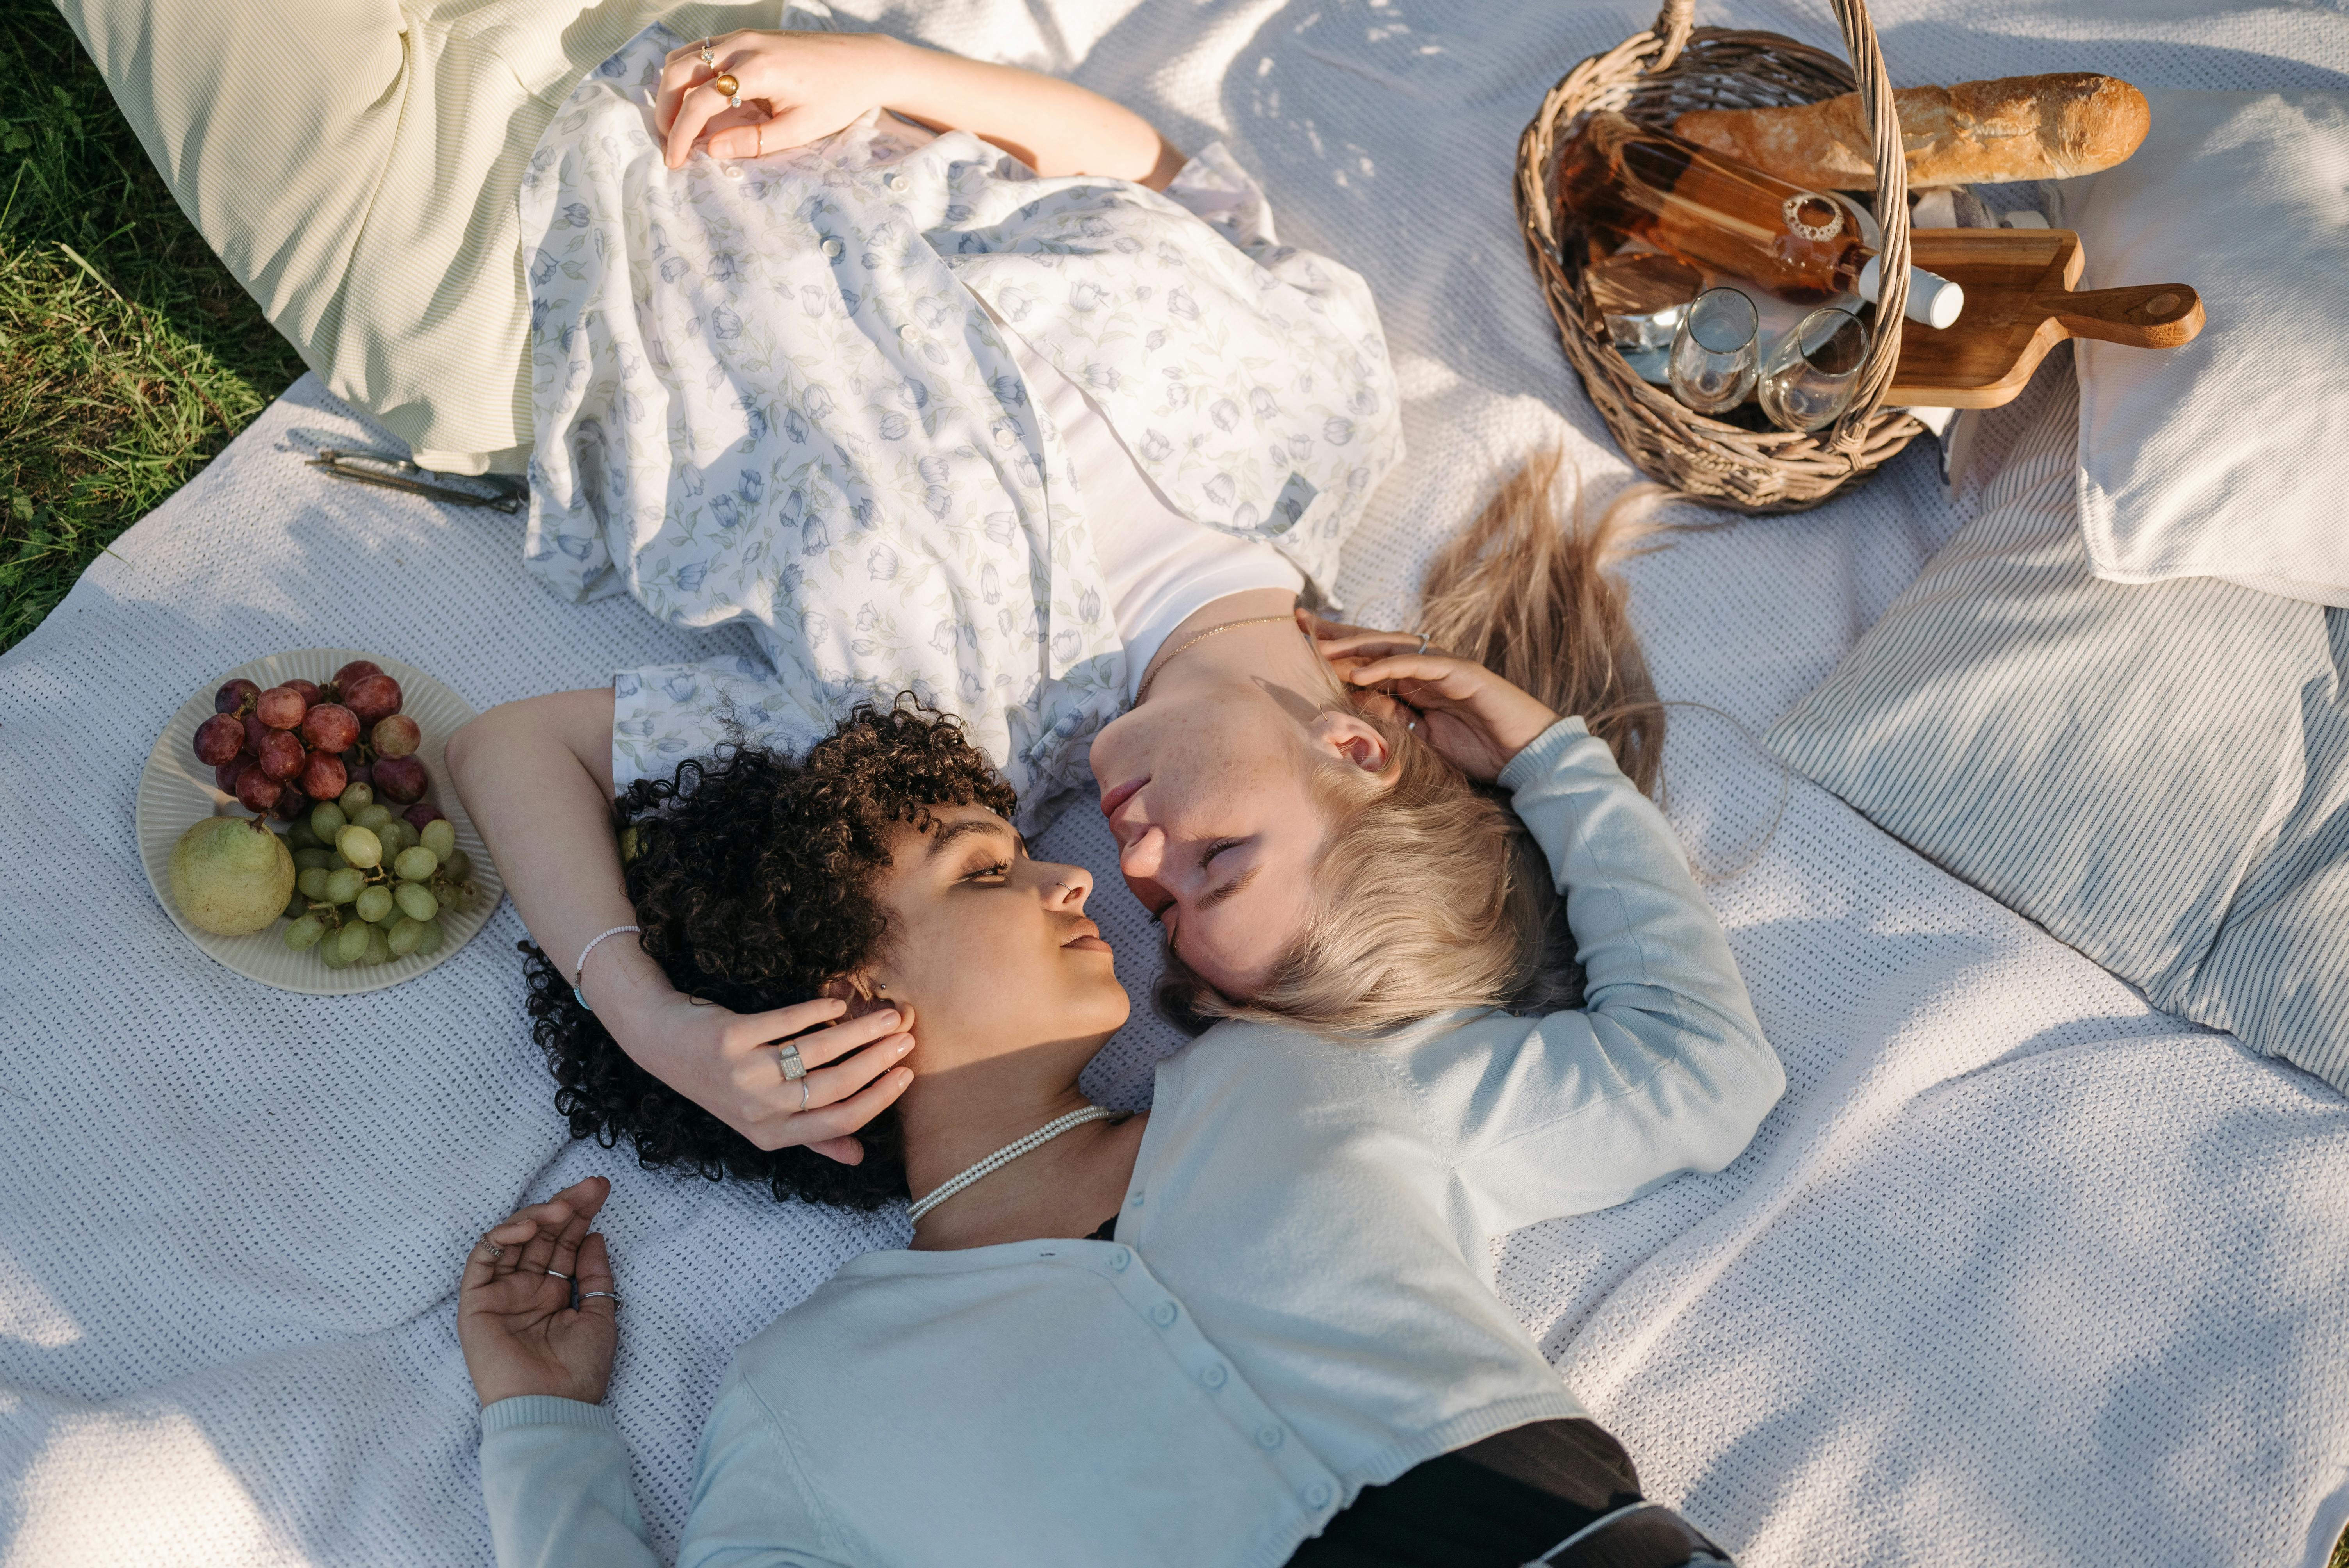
left=478, top=718, right=1785, bottom=1567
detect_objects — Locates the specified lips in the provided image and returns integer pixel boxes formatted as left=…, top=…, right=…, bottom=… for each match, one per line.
left=1097, top=777, right=1146, bottom=831
left=1061, top=919, right=1112, bottom=955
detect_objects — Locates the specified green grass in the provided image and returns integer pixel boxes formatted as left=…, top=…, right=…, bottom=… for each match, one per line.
left=0, top=0, right=303, bottom=653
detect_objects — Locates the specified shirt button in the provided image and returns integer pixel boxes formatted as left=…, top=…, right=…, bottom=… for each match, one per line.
left=897, top=324, right=920, bottom=343
left=885, top=172, right=907, bottom=191
left=821, top=237, right=844, bottom=258
left=723, top=165, right=743, bottom=180
left=1304, top=1482, right=1332, bottom=1509
left=1149, top=1301, right=1178, bottom=1328
left=1200, top=1363, right=1227, bottom=1390
left=1108, top=1247, right=1131, bottom=1272
left=1256, top=1426, right=1283, bottom=1450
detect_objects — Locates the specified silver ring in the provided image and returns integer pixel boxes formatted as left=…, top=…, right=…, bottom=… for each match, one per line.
left=777, top=1043, right=807, bottom=1082
left=545, top=1269, right=572, bottom=1281
left=581, top=1291, right=620, bottom=1307
left=801, top=1078, right=811, bottom=1113
left=1414, top=632, right=1430, bottom=655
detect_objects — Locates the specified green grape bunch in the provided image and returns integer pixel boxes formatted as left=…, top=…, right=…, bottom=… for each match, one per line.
left=275, top=777, right=482, bottom=972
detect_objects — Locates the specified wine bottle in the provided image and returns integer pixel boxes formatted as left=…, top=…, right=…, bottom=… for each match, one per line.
left=1557, top=110, right=1964, bottom=329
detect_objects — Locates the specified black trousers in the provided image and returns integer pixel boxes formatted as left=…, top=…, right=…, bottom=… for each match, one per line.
left=1284, top=1419, right=1732, bottom=1568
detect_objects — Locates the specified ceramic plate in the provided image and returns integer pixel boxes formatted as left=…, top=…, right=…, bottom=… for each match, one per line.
left=135, top=649, right=504, bottom=995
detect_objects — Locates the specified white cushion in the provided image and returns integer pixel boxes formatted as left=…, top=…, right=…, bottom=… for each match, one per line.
left=2047, top=90, right=2349, bottom=608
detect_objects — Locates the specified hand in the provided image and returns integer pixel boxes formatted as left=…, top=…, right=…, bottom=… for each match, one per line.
left=604, top=990, right=918, bottom=1160
left=1299, top=609, right=1561, bottom=783
left=656, top=30, right=901, bottom=168
left=458, top=1178, right=620, bottom=1407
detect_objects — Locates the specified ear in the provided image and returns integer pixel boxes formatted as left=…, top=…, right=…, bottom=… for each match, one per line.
left=1307, top=709, right=1393, bottom=775
left=821, top=974, right=890, bottom=1019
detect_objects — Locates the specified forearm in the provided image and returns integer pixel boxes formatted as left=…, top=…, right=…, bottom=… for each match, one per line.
left=445, top=690, right=678, bottom=1027
left=873, top=36, right=1185, bottom=189
left=1502, top=720, right=1775, bottom=1067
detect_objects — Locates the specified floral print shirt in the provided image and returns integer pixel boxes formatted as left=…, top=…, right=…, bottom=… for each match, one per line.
left=519, top=27, right=1401, bottom=829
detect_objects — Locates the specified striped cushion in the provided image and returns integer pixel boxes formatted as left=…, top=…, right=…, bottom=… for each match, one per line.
left=1766, top=360, right=2349, bottom=1093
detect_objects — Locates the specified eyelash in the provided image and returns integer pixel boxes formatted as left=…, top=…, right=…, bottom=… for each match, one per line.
left=1203, top=838, right=1242, bottom=866
left=968, top=859, right=1013, bottom=881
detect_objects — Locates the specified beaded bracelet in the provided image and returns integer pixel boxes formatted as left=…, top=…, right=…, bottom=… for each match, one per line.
left=572, top=925, right=643, bottom=1012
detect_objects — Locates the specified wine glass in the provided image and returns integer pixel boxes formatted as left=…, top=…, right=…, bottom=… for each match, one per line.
left=1757, top=307, right=1870, bottom=433
left=1668, top=288, right=1760, bottom=415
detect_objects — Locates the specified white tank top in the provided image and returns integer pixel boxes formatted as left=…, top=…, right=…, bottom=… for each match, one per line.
left=997, top=324, right=1305, bottom=701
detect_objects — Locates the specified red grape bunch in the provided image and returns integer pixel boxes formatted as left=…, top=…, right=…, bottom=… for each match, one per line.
left=185, top=657, right=478, bottom=968
left=192, top=659, right=431, bottom=822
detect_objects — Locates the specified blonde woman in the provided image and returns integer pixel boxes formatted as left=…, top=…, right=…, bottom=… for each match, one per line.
left=455, top=28, right=1666, bottom=1152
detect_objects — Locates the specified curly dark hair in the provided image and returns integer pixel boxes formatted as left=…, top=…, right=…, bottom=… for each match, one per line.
left=519, top=700, right=1019, bottom=1210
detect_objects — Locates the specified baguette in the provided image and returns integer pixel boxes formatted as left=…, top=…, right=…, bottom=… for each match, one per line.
left=1673, top=73, right=2149, bottom=189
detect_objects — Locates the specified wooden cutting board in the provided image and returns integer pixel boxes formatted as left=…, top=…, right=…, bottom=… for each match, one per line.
left=1889, top=228, right=2203, bottom=408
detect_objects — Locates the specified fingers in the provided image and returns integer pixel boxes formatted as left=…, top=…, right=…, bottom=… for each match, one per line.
left=461, top=1231, right=513, bottom=1292
left=805, top=1134, right=867, bottom=1165
left=1315, top=631, right=1438, bottom=662
left=729, top=996, right=848, bottom=1052
left=1342, top=654, right=1485, bottom=701
left=666, top=77, right=734, bottom=167
left=657, top=31, right=746, bottom=135
left=545, top=1203, right=595, bottom=1285
left=801, top=1030, right=916, bottom=1112
left=705, top=114, right=772, bottom=162
left=748, top=1062, right=914, bottom=1152
left=573, top=1232, right=618, bottom=1321
left=743, top=1003, right=898, bottom=1071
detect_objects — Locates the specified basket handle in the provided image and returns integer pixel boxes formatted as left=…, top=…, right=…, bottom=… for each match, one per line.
left=1823, top=0, right=1909, bottom=453
left=1646, top=0, right=1696, bottom=73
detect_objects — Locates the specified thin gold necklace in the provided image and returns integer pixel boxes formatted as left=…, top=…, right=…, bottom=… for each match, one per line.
left=1134, top=614, right=1300, bottom=703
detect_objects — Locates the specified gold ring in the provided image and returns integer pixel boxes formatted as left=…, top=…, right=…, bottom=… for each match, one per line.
left=712, top=72, right=739, bottom=96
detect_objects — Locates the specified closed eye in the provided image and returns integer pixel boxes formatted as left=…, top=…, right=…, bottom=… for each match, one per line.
left=1200, top=837, right=1242, bottom=869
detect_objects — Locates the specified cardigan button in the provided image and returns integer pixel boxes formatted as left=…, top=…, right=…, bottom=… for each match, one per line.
left=1149, top=1301, right=1178, bottom=1327
left=1304, top=1482, right=1332, bottom=1509
left=898, top=324, right=920, bottom=343
left=821, top=237, right=844, bottom=258
left=1200, top=1363, right=1227, bottom=1390
left=885, top=172, right=907, bottom=191
left=1108, top=1247, right=1131, bottom=1272
left=1256, top=1426, right=1283, bottom=1450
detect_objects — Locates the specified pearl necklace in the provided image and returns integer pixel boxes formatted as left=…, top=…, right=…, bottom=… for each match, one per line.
left=905, top=1106, right=1125, bottom=1223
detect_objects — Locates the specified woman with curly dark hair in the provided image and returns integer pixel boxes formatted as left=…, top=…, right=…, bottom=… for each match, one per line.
left=453, top=698, right=1778, bottom=1567
left=517, top=702, right=1048, bottom=1209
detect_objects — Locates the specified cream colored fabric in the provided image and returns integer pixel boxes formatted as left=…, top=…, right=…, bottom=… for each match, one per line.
left=52, top=0, right=788, bottom=472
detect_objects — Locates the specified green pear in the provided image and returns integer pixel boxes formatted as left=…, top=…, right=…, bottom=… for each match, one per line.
left=170, top=816, right=295, bottom=935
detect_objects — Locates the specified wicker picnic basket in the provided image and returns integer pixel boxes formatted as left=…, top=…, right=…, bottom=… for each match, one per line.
left=1516, top=0, right=1928, bottom=512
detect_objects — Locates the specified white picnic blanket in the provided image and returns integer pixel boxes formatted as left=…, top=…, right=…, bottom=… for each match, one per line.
left=4, top=1, right=2346, bottom=1564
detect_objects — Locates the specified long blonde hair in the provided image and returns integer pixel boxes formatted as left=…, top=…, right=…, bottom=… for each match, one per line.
left=1160, top=450, right=1666, bottom=1034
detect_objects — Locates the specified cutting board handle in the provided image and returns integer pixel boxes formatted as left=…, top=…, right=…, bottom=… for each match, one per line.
left=2034, top=283, right=2206, bottom=350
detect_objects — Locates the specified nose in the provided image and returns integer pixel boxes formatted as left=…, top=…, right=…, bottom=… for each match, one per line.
left=1041, top=862, right=1092, bottom=910
left=1119, top=824, right=1167, bottom=882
